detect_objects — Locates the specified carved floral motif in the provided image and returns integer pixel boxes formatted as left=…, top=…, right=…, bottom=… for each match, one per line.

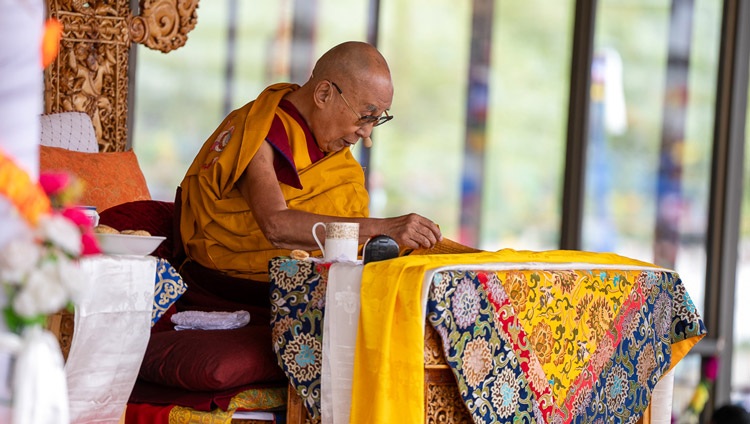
left=130, top=0, right=199, bottom=53
left=44, top=0, right=198, bottom=152
left=426, top=378, right=474, bottom=424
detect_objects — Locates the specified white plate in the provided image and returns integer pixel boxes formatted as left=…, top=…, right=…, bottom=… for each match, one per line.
left=96, top=233, right=166, bottom=256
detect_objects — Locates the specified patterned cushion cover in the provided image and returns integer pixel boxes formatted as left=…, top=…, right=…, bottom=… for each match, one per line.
left=39, top=145, right=151, bottom=211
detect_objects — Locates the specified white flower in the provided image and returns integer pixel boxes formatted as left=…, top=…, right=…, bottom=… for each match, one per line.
left=0, top=236, right=41, bottom=284
left=37, top=215, right=82, bottom=256
left=55, top=258, right=88, bottom=305
left=13, top=261, right=69, bottom=318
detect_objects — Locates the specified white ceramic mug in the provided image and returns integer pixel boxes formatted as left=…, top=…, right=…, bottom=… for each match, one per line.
left=312, top=222, right=359, bottom=262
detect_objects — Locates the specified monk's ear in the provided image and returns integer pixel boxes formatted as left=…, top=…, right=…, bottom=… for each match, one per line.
left=313, top=80, right=333, bottom=109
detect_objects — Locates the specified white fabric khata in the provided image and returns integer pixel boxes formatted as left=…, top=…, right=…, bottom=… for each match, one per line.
left=171, top=310, right=251, bottom=331
left=65, top=256, right=156, bottom=423
left=320, top=263, right=363, bottom=424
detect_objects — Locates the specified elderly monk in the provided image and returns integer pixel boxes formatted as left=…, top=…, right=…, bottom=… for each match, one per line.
left=179, top=41, right=442, bottom=283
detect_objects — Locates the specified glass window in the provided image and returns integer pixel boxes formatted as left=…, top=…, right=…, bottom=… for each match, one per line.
left=133, top=2, right=289, bottom=201
left=370, top=0, right=471, bottom=240
left=132, top=0, right=573, bottom=250
left=584, top=0, right=722, bottom=414
left=483, top=0, right=574, bottom=251
left=733, top=54, right=750, bottom=407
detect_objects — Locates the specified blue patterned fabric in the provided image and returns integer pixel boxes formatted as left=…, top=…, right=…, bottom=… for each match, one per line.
left=151, top=258, right=187, bottom=326
left=269, top=257, right=328, bottom=422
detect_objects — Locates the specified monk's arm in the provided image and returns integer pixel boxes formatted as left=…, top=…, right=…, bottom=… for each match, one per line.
left=236, top=141, right=442, bottom=250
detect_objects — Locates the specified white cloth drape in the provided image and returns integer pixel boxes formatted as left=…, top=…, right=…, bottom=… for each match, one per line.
left=320, top=263, right=363, bottom=424
left=65, top=255, right=156, bottom=423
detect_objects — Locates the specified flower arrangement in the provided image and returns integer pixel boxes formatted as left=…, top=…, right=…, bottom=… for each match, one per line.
left=0, top=149, right=99, bottom=334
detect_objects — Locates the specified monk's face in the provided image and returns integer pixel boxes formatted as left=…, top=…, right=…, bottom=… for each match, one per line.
left=314, top=76, right=393, bottom=153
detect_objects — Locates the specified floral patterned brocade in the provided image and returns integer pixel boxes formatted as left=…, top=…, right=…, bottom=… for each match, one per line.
left=269, top=258, right=329, bottom=421
left=269, top=258, right=706, bottom=423
left=428, top=268, right=705, bottom=423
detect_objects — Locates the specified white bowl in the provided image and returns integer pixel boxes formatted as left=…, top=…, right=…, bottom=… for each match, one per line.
left=96, top=233, right=166, bottom=256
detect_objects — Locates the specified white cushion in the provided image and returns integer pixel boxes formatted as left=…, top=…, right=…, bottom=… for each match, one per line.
left=40, top=112, right=98, bottom=153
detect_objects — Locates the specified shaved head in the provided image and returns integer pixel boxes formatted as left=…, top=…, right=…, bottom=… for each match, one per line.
left=311, top=41, right=391, bottom=90
left=285, top=41, right=394, bottom=153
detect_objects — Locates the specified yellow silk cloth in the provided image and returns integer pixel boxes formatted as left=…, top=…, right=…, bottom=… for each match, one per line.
left=167, top=386, right=287, bottom=423
left=180, top=83, right=369, bottom=280
left=349, top=247, right=672, bottom=424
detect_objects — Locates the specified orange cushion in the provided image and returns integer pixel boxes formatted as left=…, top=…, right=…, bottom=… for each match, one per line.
left=39, top=146, right=151, bottom=211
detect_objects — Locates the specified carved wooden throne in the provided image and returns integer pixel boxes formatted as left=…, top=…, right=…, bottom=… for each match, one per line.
left=44, top=0, right=199, bottom=153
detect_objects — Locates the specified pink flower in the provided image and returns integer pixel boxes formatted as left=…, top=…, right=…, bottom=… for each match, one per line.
left=61, top=207, right=91, bottom=227
left=80, top=231, right=101, bottom=256
left=39, top=172, right=70, bottom=196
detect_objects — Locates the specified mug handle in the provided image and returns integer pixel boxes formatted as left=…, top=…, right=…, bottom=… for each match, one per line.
left=312, top=222, right=326, bottom=256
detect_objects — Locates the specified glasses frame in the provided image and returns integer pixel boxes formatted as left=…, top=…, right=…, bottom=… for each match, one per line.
left=328, top=80, right=393, bottom=127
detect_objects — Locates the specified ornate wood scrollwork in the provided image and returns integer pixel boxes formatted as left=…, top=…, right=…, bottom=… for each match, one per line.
left=425, top=323, right=448, bottom=366
left=425, top=368, right=473, bottom=424
left=130, top=0, right=199, bottom=53
left=44, top=0, right=199, bottom=152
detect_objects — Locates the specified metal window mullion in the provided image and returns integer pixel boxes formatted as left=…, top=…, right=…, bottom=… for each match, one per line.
left=560, top=0, right=598, bottom=250
left=360, top=0, right=381, bottom=189
left=704, top=0, right=750, bottom=411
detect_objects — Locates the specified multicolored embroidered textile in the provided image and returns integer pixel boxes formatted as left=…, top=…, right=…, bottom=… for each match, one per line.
left=427, top=267, right=705, bottom=423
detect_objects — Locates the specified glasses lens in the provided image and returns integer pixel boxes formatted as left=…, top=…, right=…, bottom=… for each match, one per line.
left=357, top=116, right=379, bottom=126
left=373, top=113, right=393, bottom=127
left=357, top=112, right=393, bottom=127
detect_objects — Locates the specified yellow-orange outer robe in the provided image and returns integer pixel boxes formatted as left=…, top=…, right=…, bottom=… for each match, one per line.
left=180, top=83, right=369, bottom=281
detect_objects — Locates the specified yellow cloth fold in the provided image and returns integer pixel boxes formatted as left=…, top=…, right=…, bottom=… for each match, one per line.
left=349, top=247, right=663, bottom=424
left=180, top=83, right=369, bottom=280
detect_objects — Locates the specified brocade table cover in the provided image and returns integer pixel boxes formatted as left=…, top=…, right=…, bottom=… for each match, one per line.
left=269, top=257, right=706, bottom=423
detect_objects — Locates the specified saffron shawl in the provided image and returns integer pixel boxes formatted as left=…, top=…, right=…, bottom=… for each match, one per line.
left=180, top=83, right=369, bottom=280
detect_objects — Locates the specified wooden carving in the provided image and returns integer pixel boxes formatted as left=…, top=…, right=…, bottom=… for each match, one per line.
left=426, top=381, right=474, bottom=424
left=130, top=0, right=199, bottom=53
left=424, top=324, right=473, bottom=423
left=46, top=310, right=75, bottom=361
left=44, top=0, right=199, bottom=152
left=425, top=323, right=449, bottom=366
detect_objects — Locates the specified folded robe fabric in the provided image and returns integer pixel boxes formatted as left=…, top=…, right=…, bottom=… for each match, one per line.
left=179, top=83, right=369, bottom=281
left=171, top=310, right=250, bottom=331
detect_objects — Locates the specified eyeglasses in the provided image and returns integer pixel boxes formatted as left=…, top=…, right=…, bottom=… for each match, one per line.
left=328, top=80, right=393, bottom=127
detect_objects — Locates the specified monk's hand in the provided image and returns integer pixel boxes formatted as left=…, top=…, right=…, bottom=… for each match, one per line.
left=384, top=213, right=442, bottom=249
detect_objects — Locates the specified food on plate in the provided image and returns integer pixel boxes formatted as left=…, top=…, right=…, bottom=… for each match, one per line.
left=121, top=229, right=152, bottom=236
left=94, top=224, right=119, bottom=234
left=94, top=225, right=152, bottom=237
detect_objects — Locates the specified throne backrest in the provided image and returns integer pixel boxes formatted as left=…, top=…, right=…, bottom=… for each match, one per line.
left=40, top=112, right=98, bottom=153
